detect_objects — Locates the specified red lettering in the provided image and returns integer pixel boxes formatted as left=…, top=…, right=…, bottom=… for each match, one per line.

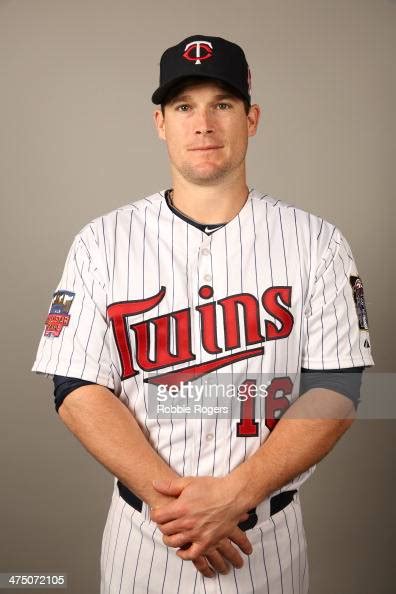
left=265, top=376, right=293, bottom=431
left=219, top=293, right=264, bottom=350
left=107, top=287, right=166, bottom=380
left=196, top=301, right=222, bottom=354
left=262, top=287, right=293, bottom=340
left=131, top=308, right=195, bottom=371
left=236, top=380, right=259, bottom=437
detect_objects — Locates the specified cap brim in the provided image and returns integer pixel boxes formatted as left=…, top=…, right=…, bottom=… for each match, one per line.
left=151, top=73, right=248, bottom=105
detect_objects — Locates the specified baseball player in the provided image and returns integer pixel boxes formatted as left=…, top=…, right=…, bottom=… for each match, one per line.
left=32, top=35, right=374, bottom=594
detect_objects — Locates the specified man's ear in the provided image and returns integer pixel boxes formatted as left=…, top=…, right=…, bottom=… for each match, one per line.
left=247, top=104, right=261, bottom=138
left=154, top=109, right=166, bottom=141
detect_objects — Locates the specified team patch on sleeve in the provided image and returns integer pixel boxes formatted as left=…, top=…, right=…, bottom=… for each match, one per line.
left=44, top=290, right=76, bottom=337
left=349, top=276, right=369, bottom=331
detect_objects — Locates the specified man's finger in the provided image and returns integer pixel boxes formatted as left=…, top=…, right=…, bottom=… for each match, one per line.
left=176, top=541, right=206, bottom=561
left=150, top=503, right=180, bottom=524
left=152, top=477, right=189, bottom=497
left=156, top=518, right=189, bottom=536
left=163, top=532, right=190, bottom=548
left=215, top=539, right=244, bottom=569
left=192, top=556, right=215, bottom=579
left=229, top=527, right=253, bottom=555
left=204, top=549, right=230, bottom=575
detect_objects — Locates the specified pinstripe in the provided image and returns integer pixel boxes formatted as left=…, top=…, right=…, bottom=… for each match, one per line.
left=320, top=275, right=325, bottom=368
left=181, top=220, right=189, bottom=477
left=167, top=212, right=175, bottom=468
left=247, top=553, right=256, bottom=593
left=290, top=502, right=302, bottom=594
left=279, top=208, right=290, bottom=373
left=195, top=229, right=205, bottom=477
left=317, top=218, right=324, bottom=239
left=209, top=233, right=220, bottom=476
left=192, top=569, right=198, bottom=593
left=108, top=502, right=127, bottom=590
left=292, top=210, right=304, bottom=371
left=155, top=201, right=163, bottom=454
left=102, top=217, right=110, bottom=283
left=103, top=499, right=124, bottom=591
left=232, top=567, right=240, bottom=594
left=161, top=547, right=169, bottom=594
left=338, top=251, right=356, bottom=365
left=112, top=211, right=118, bottom=296
left=146, top=526, right=158, bottom=593
left=331, top=260, right=341, bottom=368
left=283, top=508, right=295, bottom=594
left=131, top=519, right=146, bottom=593
left=290, top=501, right=305, bottom=590
left=175, top=559, right=185, bottom=594
left=127, top=210, right=134, bottom=300
left=271, top=515, right=284, bottom=594
left=102, top=494, right=120, bottom=585
left=118, top=522, right=133, bottom=594
left=65, top=261, right=87, bottom=376
left=250, top=199, right=265, bottom=442
left=259, top=527, right=270, bottom=594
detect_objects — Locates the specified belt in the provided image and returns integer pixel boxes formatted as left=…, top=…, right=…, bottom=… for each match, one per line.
left=117, top=480, right=297, bottom=531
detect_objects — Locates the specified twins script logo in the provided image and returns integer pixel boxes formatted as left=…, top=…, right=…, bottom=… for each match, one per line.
left=107, top=285, right=294, bottom=387
left=183, top=40, right=213, bottom=64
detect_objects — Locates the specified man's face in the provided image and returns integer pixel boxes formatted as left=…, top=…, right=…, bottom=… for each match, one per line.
left=154, top=81, right=260, bottom=186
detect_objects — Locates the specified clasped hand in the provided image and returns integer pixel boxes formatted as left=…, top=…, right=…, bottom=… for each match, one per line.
left=150, top=476, right=252, bottom=577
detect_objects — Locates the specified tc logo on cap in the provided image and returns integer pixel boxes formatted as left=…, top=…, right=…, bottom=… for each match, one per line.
left=183, top=40, right=213, bottom=64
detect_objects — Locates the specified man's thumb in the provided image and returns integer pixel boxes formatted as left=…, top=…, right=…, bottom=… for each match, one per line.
left=152, top=478, right=186, bottom=495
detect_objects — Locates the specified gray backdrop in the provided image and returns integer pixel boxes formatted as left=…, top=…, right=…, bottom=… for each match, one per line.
left=1, top=0, right=395, bottom=593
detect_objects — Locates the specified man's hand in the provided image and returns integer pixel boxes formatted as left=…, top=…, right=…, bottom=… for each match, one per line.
left=150, top=487, right=247, bottom=577
left=192, top=535, right=248, bottom=577
left=150, top=476, right=252, bottom=561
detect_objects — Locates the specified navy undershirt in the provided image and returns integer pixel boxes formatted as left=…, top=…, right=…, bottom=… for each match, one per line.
left=52, top=189, right=364, bottom=412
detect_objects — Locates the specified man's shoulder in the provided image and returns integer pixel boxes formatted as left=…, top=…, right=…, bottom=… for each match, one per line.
left=76, top=190, right=165, bottom=240
left=251, top=189, right=337, bottom=238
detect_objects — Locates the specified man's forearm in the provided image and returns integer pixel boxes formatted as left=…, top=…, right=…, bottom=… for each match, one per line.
left=229, top=388, right=356, bottom=511
left=58, top=384, right=178, bottom=507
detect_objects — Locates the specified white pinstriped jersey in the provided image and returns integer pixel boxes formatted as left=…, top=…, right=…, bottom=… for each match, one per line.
left=32, top=188, right=374, bottom=593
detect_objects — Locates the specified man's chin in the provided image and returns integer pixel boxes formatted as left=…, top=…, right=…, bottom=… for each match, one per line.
left=180, top=164, right=231, bottom=186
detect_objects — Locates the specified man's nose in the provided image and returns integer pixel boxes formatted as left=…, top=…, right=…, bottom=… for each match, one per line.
left=194, top=109, right=214, bottom=135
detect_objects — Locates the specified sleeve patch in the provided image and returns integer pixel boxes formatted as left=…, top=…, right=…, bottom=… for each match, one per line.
left=349, top=276, right=369, bottom=331
left=44, top=290, right=76, bottom=337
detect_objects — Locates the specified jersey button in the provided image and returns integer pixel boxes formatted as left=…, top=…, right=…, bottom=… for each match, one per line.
left=201, top=248, right=210, bottom=256
left=206, top=433, right=214, bottom=441
left=203, top=274, right=212, bottom=282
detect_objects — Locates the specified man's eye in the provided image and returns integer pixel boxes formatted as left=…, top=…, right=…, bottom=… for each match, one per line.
left=217, top=103, right=231, bottom=110
left=176, top=104, right=190, bottom=111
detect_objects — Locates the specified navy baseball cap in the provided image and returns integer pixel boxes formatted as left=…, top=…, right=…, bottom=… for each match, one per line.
left=151, top=34, right=252, bottom=105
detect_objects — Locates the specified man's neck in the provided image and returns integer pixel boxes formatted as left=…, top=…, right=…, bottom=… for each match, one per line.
left=170, top=176, right=250, bottom=225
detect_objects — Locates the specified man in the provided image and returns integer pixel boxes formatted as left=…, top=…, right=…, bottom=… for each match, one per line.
left=32, top=35, right=374, bottom=593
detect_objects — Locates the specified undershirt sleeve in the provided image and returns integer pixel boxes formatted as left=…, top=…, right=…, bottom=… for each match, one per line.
left=53, top=375, right=115, bottom=413
left=300, top=366, right=364, bottom=410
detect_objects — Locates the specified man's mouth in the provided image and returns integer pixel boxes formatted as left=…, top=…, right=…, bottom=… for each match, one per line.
left=189, top=145, right=223, bottom=151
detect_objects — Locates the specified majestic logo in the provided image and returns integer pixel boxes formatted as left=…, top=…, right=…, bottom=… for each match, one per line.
left=107, top=285, right=294, bottom=385
left=44, top=290, right=75, bottom=337
left=183, top=40, right=213, bottom=64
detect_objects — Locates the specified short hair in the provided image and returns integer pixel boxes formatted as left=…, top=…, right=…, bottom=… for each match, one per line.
left=160, top=76, right=251, bottom=116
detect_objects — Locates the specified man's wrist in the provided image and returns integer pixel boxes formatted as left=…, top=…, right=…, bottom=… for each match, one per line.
left=227, top=460, right=273, bottom=511
left=225, top=464, right=261, bottom=513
